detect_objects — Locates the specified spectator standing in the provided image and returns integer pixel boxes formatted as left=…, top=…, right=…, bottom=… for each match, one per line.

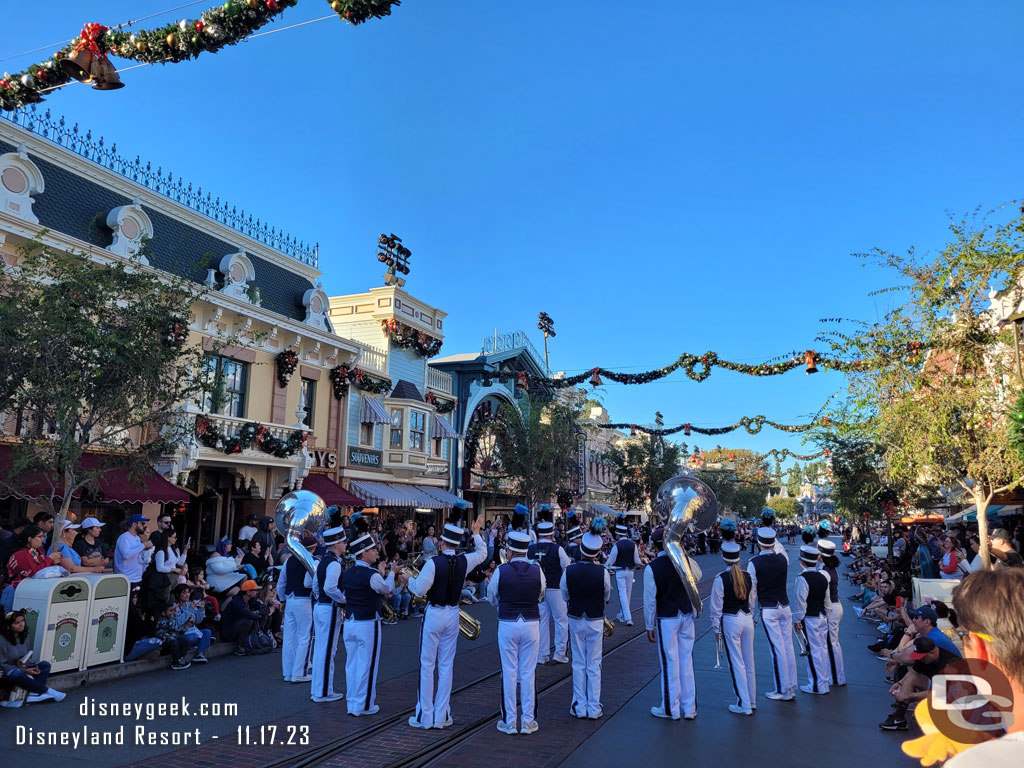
left=991, top=528, right=1024, bottom=568
left=250, top=517, right=277, bottom=568
left=32, top=512, right=55, bottom=552
left=115, top=514, right=153, bottom=587
left=421, top=526, right=438, bottom=561
left=237, top=514, right=259, bottom=543
left=73, top=517, right=110, bottom=569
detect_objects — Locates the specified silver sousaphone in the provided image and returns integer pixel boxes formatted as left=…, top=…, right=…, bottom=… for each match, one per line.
left=275, top=489, right=329, bottom=577
left=655, top=473, right=719, bottom=618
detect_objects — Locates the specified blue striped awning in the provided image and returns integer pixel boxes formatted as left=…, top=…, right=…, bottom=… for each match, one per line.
left=431, top=414, right=458, bottom=439
left=588, top=503, right=620, bottom=518
left=359, top=395, right=392, bottom=424
left=350, top=481, right=447, bottom=509
left=419, top=486, right=464, bottom=508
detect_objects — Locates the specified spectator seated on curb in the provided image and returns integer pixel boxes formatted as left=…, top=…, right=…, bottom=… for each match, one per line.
left=57, top=523, right=105, bottom=574
left=205, top=547, right=246, bottom=598
left=73, top=517, right=111, bottom=569
left=154, top=602, right=193, bottom=670
left=170, top=584, right=212, bottom=663
left=252, top=583, right=283, bottom=645
left=123, top=588, right=162, bottom=662
left=0, top=609, right=66, bottom=706
left=241, top=539, right=271, bottom=583
left=222, top=580, right=271, bottom=655
left=187, top=566, right=220, bottom=621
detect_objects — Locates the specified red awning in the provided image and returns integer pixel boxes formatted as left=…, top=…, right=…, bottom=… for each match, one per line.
left=301, top=473, right=366, bottom=507
left=0, top=445, right=188, bottom=504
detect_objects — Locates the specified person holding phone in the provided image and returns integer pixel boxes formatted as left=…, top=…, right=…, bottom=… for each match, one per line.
left=0, top=609, right=66, bottom=704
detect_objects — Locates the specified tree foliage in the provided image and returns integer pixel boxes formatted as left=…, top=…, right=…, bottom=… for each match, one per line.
left=692, top=448, right=771, bottom=517
left=0, top=237, right=207, bottom=547
left=765, top=496, right=803, bottom=521
left=605, top=432, right=682, bottom=514
left=821, top=208, right=1024, bottom=565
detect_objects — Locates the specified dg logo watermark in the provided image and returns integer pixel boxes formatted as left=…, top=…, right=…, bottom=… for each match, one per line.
left=929, top=658, right=1015, bottom=744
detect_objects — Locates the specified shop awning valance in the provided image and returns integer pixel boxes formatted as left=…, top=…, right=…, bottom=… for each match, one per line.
left=0, top=445, right=188, bottom=504
left=588, top=502, right=620, bottom=518
left=359, top=395, right=392, bottom=424
left=300, top=473, right=366, bottom=507
left=349, top=480, right=463, bottom=509
left=431, top=414, right=458, bottom=439
left=419, top=486, right=465, bottom=508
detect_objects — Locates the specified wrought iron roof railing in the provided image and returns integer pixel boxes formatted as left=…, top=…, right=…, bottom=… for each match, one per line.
left=0, top=107, right=318, bottom=268
left=481, top=330, right=546, bottom=372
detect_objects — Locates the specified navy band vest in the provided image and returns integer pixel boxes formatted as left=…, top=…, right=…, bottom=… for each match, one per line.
left=315, top=553, right=341, bottom=605
left=496, top=561, right=541, bottom=621
left=565, top=561, right=605, bottom=620
left=613, top=538, right=637, bottom=569
left=285, top=555, right=312, bottom=597
left=800, top=570, right=829, bottom=618
left=822, top=564, right=839, bottom=604
left=566, top=543, right=582, bottom=562
left=750, top=552, right=789, bottom=608
left=528, top=541, right=564, bottom=587
left=342, top=564, right=379, bottom=621
left=426, top=553, right=467, bottom=607
left=650, top=556, right=693, bottom=618
left=718, top=570, right=752, bottom=615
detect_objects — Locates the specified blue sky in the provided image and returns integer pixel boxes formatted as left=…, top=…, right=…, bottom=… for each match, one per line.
left=4, top=1, right=1023, bottom=464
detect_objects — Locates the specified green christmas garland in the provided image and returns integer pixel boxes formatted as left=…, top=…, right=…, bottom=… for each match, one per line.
left=0, top=0, right=402, bottom=111
left=381, top=318, right=443, bottom=358
left=600, top=414, right=842, bottom=437
left=195, top=415, right=307, bottom=457
left=425, top=390, right=456, bottom=414
left=328, top=365, right=392, bottom=399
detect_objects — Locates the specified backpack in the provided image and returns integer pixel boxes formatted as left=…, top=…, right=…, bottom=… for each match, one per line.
left=240, top=625, right=275, bottom=655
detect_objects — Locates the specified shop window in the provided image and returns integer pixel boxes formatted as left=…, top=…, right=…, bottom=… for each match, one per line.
left=433, top=436, right=443, bottom=457
left=360, top=422, right=374, bottom=447
left=410, top=410, right=425, bottom=452
left=300, top=378, right=316, bottom=428
left=390, top=409, right=403, bottom=449
left=203, top=354, right=249, bottom=418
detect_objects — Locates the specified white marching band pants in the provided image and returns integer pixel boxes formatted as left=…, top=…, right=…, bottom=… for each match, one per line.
left=803, top=614, right=831, bottom=694
left=760, top=605, right=797, bottom=695
left=721, top=612, right=756, bottom=711
left=568, top=617, right=604, bottom=718
left=310, top=603, right=343, bottom=700
left=497, top=618, right=540, bottom=726
left=825, top=600, right=845, bottom=685
left=282, top=596, right=313, bottom=681
left=344, top=619, right=382, bottom=715
left=414, top=604, right=460, bottom=727
left=539, top=588, right=569, bottom=659
left=613, top=569, right=634, bottom=623
left=656, top=613, right=696, bottom=718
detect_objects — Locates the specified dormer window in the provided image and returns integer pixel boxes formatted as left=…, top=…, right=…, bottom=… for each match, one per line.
left=0, top=145, right=44, bottom=224
left=302, top=282, right=330, bottom=331
left=218, top=249, right=259, bottom=305
left=106, top=199, right=153, bottom=262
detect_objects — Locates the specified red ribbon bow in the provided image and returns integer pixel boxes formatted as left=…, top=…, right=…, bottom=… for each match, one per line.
left=74, top=23, right=110, bottom=57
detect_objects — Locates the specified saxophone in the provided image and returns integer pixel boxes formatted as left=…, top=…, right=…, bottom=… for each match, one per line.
left=402, top=557, right=481, bottom=641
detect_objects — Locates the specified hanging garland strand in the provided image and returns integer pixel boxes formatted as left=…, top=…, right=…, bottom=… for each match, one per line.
left=0, top=0, right=402, bottom=110
left=688, top=447, right=829, bottom=466
left=600, top=415, right=843, bottom=437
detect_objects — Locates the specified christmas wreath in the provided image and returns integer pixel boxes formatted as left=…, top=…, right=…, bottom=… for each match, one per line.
left=425, top=391, right=457, bottom=414
left=276, top=349, right=299, bottom=387
left=327, top=365, right=391, bottom=399
left=195, top=415, right=307, bottom=457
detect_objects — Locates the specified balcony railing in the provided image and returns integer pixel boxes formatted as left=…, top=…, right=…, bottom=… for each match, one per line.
left=426, top=366, right=453, bottom=394
left=0, top=107, right=318, bottom=268
left=481, top=330, right=546, bottom=373
left=356, top=346, right=388, bottom=376
left=201, top=412, right=302, bottom=446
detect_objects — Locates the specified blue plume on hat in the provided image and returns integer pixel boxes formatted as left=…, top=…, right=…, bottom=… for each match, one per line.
left=512, top=503, right=529, bottom=530
left=566, top=507, right=578, bottom=522
left=819, top=519, right=832, bottom=531
left=761, top=507, right=775, bottom=519
left=590, top=516, right=606, bottom=535
left=720, top=517, right=737, bottom=531
left=616, top=510, right=626, bottom=521
left=515, top=503, right=529, bottom=516
left=539, top=503, right=550, bottom=512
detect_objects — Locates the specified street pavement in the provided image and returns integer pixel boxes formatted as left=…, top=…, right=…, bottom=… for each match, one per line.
left=0, top=539, right=918, bottom=768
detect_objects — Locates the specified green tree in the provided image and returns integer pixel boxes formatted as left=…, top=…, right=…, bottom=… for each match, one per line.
left=605, top=432, right=682, bottom=515
left=693, top=447, right=771, bottom=517
left=0, top=237, right=209, bottom=551
left=765, top=496, right=803, bottom=521
left=470, top=394, right=582, bottom=512
left=822, top=208, right=1024, bottom=567
left=785, top=461, right=804, bottom=496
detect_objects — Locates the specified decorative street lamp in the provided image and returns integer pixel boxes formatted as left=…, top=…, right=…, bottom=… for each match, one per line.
left=537, top=311, right=555, bottom=374
left=378, top=233, right=411, bottom=287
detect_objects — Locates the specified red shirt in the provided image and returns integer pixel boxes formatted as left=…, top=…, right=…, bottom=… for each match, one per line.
left=6, top=547, right=54, bottom=588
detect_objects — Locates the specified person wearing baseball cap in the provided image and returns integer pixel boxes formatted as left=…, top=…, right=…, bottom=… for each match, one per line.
left=342, top=514, right=398, bottom=717
left=74, top=517, right=109, bottom=569
left=221, top=579, right=262, bottom=657
left=560, top=516, right=612, bottom=720
left=990, top=528, right=1024, bottom=568
left=114, top=513, right=152, bottom=587
left=56, top=523, right=101, bottom=574
left=879, top=634, right=959, bottom=731
left=487, top=529, right=545, bottom=735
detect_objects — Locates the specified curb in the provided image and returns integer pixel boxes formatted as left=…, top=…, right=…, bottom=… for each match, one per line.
left=49, top=641, right=237, bottom=693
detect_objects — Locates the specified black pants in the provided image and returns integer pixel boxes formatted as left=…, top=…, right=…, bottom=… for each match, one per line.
left=161, top=636, right=190, bottom=663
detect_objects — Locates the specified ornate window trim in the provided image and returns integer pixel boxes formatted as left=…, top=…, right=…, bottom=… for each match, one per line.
left=0, top=144, right=44, bottom=224
left=302, top=281, right=330, bottom=331
left=219, top=248, right=259, bottom=305
left=105, top=197, right=153, bottom=262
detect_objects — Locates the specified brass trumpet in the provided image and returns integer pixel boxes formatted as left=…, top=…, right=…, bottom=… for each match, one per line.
left=401, top=557, right=481, bottom=641
left=603, top=617, right=615, bottom=637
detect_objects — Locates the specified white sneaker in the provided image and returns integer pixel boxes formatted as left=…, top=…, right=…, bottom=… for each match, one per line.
left=552, top=654, right=570, bottom=664
left=683, top=711, right=697, bottom=720
left=26, top=692, right=53, bottom=703
left=348, top=705, right=380, bottom=716
left=292, top=674, right=313, bottom=683
left=407, top=716, right=432, bottom=729
left=434, top=717, right=453, bottom=729
left=728, top=704, right=752, bottom=716
left=0, top=699, right=24, bottom=708
left=520, top=720, right=539, bottom=735
left=496, top=720, right=518, bottom=735
left=537, top=656, right=551, bottom=665
left=48, top=689, right=66, bottom=703
left=311, top=693, right=344, bottom=703
left=650, top=706, right=679, bottom=720
left=800, top=684, right=829, bottom=695
left=765, top=691, right=787, bottom=701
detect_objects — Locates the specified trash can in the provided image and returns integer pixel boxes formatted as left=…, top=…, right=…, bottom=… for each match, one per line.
left=14, top=576, right=91, bottom=674
left=80, top=573, right=130, bottom=669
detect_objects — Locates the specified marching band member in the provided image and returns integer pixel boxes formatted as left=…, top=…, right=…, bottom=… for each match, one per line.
left=528, top=509, right=571, bottom=664
left=719, top=516, right=737, bottom=543
left=407, top=504, right=487, bottom=729
left=564, top=508, right=583, bottom=562
left=560, top=517, right=611, bottom=719
left=760, top=508, right=789, bottom=559
left=817, top=519, right=833, bottom=548
left=801, top=525, right=817, bottom=545
left=511, top=503, right=536, bottom=544
left=643, top=526, right=697, bottom=721
left=793, top=545, right=832, bottom=695
left=606, top=514, right=641, bottom=625
left=487, top=530, right=545, bottom=735
left=310, top=526, right=347, bottom=703
left=710, top=541, right=755, bottom=715
left=277, top=532, right=317, bottom=684
left=342, top=515, right=398, bottom=716
left=816, top=539, right=845, bottom=686
left=748, top=526, right=797, bottom=701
